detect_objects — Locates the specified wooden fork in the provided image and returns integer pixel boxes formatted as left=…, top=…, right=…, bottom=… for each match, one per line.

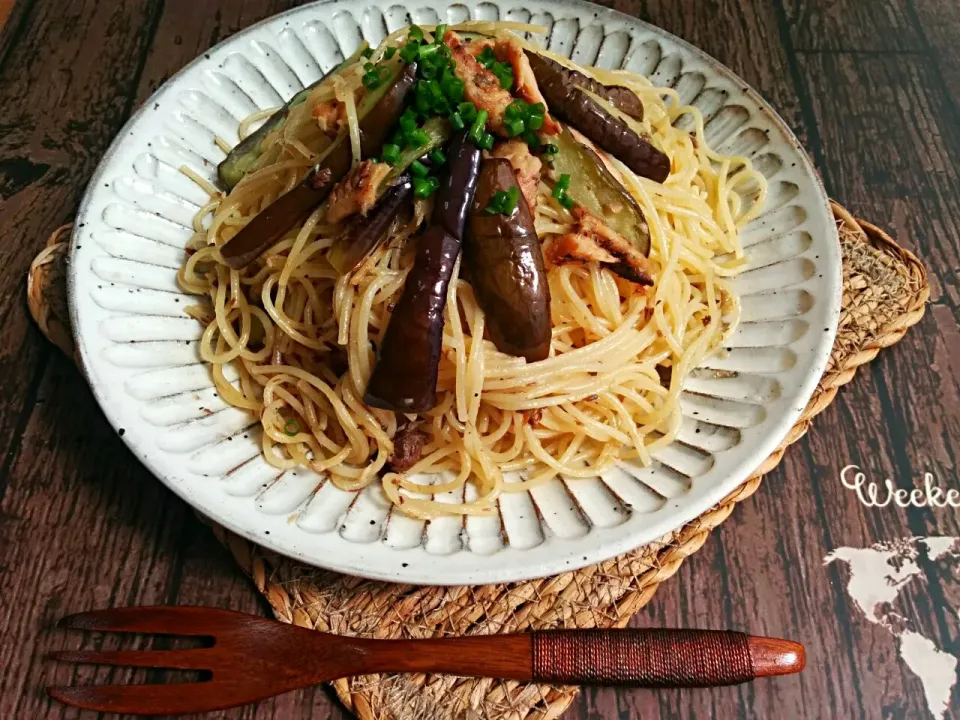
left=48, top=606, right=805, bottom=715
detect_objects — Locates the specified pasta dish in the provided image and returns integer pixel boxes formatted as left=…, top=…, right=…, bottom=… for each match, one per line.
left=177, top=21, right=767, bottom=519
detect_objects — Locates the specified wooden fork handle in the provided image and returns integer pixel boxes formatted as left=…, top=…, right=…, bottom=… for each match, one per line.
left=530, top=629, right=803, bottom=687
left=365, top=630, right=803, bottom=688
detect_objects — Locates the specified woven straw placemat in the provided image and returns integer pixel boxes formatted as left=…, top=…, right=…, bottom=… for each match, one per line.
left=28, top=201, right=928, bottom=720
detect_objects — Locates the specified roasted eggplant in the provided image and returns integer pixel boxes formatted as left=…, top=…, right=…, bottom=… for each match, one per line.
left=525, top=51, right=644, bottom=120
left=363, top=225, right=460, bottom=413
left=384, top=117, right=451, bottom=184
left=220, top=61, right=417, bottom=269
left=364, top=132, right=482, bottom=412
left=464, top=158, right=551, bottom=362
left=326, top=117, right=451, bottom=273
left=527, top=53, right=670, bottom=183
left=552, top=127, right=651, bottom=256
left=327, top=174, right=414, bottom=274
left=217, top=44, right=368, bottom=190
left=432, top=130, right=483, bottom=239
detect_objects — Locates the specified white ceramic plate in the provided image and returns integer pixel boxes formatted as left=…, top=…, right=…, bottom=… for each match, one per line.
left=68, top=0, right=841, bottom=585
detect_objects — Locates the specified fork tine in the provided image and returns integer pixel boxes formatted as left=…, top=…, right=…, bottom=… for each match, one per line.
left=48, top=649, right=214, bottom=670
left=58, top=606, right=245, bottom=635
left=47, top=682, right=250, bottom=715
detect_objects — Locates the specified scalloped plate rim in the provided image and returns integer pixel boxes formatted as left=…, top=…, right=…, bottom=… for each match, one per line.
left=67, top=0, right=841, bottom=585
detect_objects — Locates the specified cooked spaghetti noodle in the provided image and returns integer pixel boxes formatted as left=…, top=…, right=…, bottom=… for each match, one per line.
left=178, top=22, right=767, bottom=519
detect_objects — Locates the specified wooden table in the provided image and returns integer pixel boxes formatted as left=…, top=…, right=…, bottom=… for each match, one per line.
left=1, top=1, right=958, bottom=718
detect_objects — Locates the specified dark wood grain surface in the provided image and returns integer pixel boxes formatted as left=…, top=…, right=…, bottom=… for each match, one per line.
left=0, top=1, right=958, bottom=718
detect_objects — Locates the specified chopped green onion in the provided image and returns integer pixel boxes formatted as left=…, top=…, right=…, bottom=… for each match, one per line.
left=384, top=47, right=397, bottom=60
left=505, top=100, right=527, bottom=121
left=413, top=175, right=440, bottom=198
left=391, top=128, right=407, bottom=148
left=540, top=143, right=559, bottom=156
left=480, top=132, right=494, bottom=151
left=425, top=79, right=443, bottom=101
left=505, top=118, right=525, bottom=137
left=440, top=73, right=464, bottom=101
left=415, top=89, right=432, bottom=112
left=284, top=419, right=301, bottom=436
left=419, top=43, right=440, bottom=60
left=438, top=43, right=453, bottom=61
left=362, top=47, right=374, bottom=59
left=458, top=102, right=478, bottom=124
left=394, top=24, right=484, bottom=150
left=485, top=185, right=520, bottom=215
left=468, top=109, right=488, bottom=144
left=409, top=128, right=431, bottom=147
left=552, top=175, right=573, bottom=207
left=478, top=46, right=497, bottom=67
left=364, top=61, right=375, bottom=71
left=414, top=81, right=433, bottom=110
left=381, top=143, right=401, bottom=165
left=429, top=149, right=447, bottom=165
left=505, top=100, right=544, bottom=143
left=493, top=63, right=514, bottom=89
left=400, top=110, right=418, bottom=132
left=410, top=160, right=429, bottom=178
left=362, top=65, right=390, bottom=90
left=400, top=40, right=420, bottom=63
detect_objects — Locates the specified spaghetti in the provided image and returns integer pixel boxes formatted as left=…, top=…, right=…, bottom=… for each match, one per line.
left=178, top=22, right=767, bottom=519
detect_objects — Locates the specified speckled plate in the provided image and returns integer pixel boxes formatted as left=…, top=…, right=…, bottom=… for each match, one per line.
left=67, top=0, right=841, bottom=585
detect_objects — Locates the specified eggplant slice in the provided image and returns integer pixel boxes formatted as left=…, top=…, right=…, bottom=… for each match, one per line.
left=552, top=127, right=651, bottom=257
left=363, top=224, right=462, bottom=413
left=364, top=132, right=483, bottom=413
left=219, top=61, right=418, bottom=269
left=327, top=117, right=452, bottom=273
left=464, top=158, right=551, bottom=363
left=432, top=131, right=483, bottom=240
left=525, top=50, right=645, bottom=120
left=528, top=52, right=670, bottom=183
left=327, top=174, right=414, bottom=275
left=217, top=44, right=369, bottom=190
